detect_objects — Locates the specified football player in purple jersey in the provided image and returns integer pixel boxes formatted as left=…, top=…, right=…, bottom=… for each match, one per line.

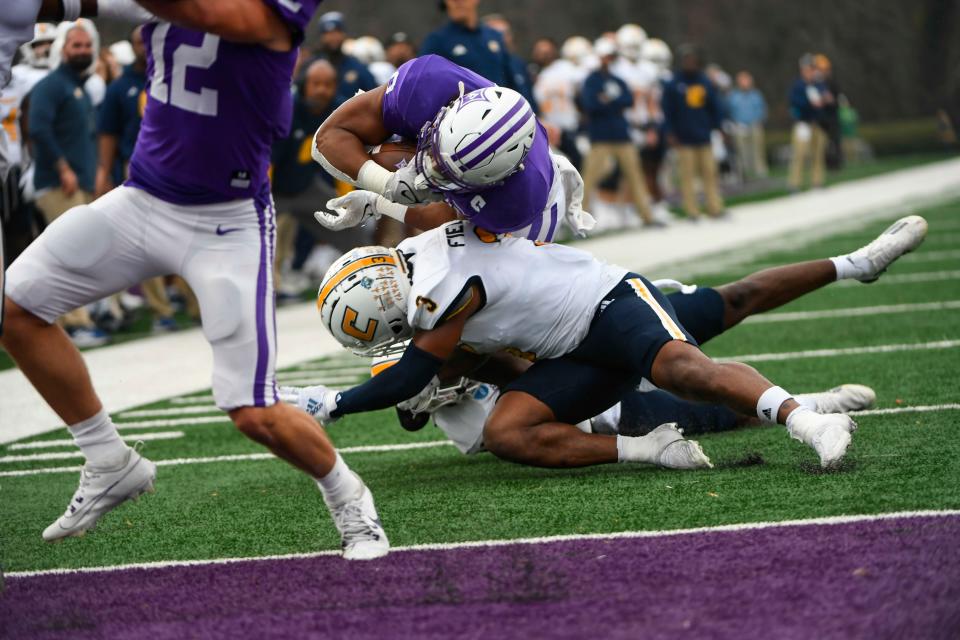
left=1, top=0, right=388, bottom=560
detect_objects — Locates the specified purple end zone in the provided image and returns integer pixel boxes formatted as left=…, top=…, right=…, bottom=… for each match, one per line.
left=3, top=516, right=959, bottom=639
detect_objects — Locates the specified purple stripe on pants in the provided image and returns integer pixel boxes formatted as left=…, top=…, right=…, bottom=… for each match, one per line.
left=253, top=194, right=270, bottom=407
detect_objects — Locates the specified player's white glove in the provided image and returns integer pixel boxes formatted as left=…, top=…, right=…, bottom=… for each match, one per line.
left=279, top=385, right=341, bottom=425
left=315, top=191, right=381, bottom=230
left=315, top=190, right=413, bottom=230
left=397, top=376, right=442, bottom=415
left=383, top=162, right=433, bottom=205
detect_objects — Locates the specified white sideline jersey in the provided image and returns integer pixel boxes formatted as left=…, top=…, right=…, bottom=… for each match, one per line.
left=1, top=64, right=50, bottom=166
left=533, top=59, right=586, bottom=133
left=609, top=57, right=658, bottom=131
left=397, top=220, right=627, bottom=360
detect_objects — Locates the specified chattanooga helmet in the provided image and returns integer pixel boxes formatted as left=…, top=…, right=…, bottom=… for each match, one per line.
left=642, top=38, right=672, bottom=72
left=615, top=24, right=647, bottom=61
left=19, top=23, right=57, bottom=69
left=316, top=246, right=412, bottom=356
left=351, top=35, right=386, bottom=64
left=561, top=36, right=593, bottom=66
left=415, top=85, right=536, bottom=195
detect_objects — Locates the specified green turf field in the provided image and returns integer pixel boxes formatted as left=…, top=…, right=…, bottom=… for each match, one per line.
left=2, top=199, right=958, bottom=574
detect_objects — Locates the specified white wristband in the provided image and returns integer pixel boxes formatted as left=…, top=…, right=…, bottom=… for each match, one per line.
left=96, top=0, right=156, bottom=22
left=62, top=0, right=81, bottom=21
left=756, top=385, right=792, bottom=423
left=375, top=195, right=408, bottom=223
left=357, top=160, right=393, bottom=196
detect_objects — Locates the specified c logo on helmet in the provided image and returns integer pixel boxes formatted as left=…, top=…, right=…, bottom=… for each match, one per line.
left=342, top=306, right=378, bottom=341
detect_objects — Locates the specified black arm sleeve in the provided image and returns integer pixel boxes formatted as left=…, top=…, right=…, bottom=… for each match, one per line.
left=332, top=344, right=444, bottom=417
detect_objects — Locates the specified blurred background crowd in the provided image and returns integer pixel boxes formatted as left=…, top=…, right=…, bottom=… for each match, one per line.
left=1, top=0, right=957, bottom=347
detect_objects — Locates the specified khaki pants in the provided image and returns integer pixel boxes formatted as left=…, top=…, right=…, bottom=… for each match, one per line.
left=676, top=145, right=724, bottom=217
left=732, top=123, right=768, bottom=179
left=35, top=188, right=95, bottom=329
left=140, top=277, right=174, bottom=319
left=581, top=142, right=653, bottom=223
left=274, top=212, right=298, bottom=290
left=788, top=122, right=827, bottom=189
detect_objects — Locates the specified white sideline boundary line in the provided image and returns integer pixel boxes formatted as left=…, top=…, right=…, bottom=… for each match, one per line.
left=6, top=432, right=185, bottom=453
left=743, top=301, right=960, bottom=324
left=833, top=269, right=960, bottom=287
left=0, top=440, right=454, bottom=477
left=5, top=404, right=959, bottom=476
left=6, top=509, right=959, bottom=579
left=716, top=339, right=960, bottom=363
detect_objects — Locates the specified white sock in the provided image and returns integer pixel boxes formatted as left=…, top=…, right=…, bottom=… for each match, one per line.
left=316, top=453, right=362, bottom=507
left=69, top=409, right=129, bottom=468
left=793, top=394, right=820, bottom=412
left=616, top=434, right=658, bottom=463
left=830, top=254, right=869, bottom=280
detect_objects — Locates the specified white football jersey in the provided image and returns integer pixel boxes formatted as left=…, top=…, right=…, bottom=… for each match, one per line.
left=397, top=220, right=627, bottom=360
left=0, top=63, right=49, bottom=166
left=534, top=59, right=586, bottom=133
left=609, top=57, right=658, bottom=130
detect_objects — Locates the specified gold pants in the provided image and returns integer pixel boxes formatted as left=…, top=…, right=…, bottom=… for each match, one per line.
left=35, top=188, right=95, bottom=329
left=732, top=123, right=769, bottom=179
left=676, top=145, right=724, bottom=217
left=788, top=123, right=827, bottom=189
left=581, top=142, right=653, bottom=223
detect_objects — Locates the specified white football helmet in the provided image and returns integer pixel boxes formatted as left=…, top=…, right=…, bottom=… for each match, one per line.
left=316, top=246, right=412, bottom=356
left=615, top=24, right=647, bottom=61
left=19, top=23, right=57, bottom=69
left=351, top=36, right=386, bottom=64
left=642, top=38, right=673, bottom=72
left=415, top=85, right=536, bottom=195
left=561, top=36, right=593, bottom=66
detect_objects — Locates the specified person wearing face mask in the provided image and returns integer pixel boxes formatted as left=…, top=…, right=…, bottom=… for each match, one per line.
left=26, top=23, right=105, bottom=347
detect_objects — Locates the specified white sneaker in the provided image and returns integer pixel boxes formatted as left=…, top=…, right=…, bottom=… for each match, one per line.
left=330, top=482, right=389, bottom=560
left=797, top=384, right=877, bottom=414
left=43, top=447, right=157, bottom=542
left=649, top=423, right=714, bottom=470
left=786, top=410, right=857, bottom=468
left=846, top=215, right=928, bottom=283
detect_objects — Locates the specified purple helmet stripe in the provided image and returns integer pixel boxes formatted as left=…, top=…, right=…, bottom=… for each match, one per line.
left=462, top=107, right=534, bottom=170
left=451, top=97, right=526, bottom=162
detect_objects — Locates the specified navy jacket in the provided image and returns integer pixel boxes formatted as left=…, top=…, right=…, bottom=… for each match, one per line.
left=271, top=96, right=339, bottom=196
left=311, top=52, right=377, bottom=104
left=508, top=52, right=538, bottom=114
left=580, top=69, right=633, bottom=142
left=28, top=64, right=96, bottom=191
left=789, top=78, right=825, bottom=123
left=661, top=70, right=723, bottom=145
left=97, top=64, right=146, bottom=164
left=420, top=21, right=513, bottom=87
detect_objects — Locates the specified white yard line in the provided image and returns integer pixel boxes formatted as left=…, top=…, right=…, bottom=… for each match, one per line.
left=273, top=376, right=366, bottom=386
left=850, top=404, right=960, bottom=417
left=6, top=509, right=959, bottom=579
left=7, top=431, right=185, bottom=451
left=280, top=366, right=369, bottom=376
left=0, top=440, right=454, bottom=477
left=902, top=249, right=960, bottom=262
left=114, top=416, right=231, bottom=429
left=833, top=269, right=960, bottom=287
left=743, top=300, right=960, bottom=324
left=170, top=396, right=216, bottom=405
left=715, top=339, right=960, bottom=363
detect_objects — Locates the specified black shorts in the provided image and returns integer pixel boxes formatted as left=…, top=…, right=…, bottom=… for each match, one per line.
left=503, top=274, right=698, bottom=423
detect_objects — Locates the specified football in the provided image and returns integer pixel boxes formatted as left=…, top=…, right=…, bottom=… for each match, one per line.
left=368, top=139, right=417, bottom=171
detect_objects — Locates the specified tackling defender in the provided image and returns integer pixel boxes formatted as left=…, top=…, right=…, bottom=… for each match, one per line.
left=287, top=215, right=924, bottom=461
left=312, top=54, right=595, bottom=242
left=288, top=217, right=912, bottom=471
left=1, top=0, right=388, bottom=560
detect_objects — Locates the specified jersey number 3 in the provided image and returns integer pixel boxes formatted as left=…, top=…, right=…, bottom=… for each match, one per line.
left=149, top=24, right=220, bottom=117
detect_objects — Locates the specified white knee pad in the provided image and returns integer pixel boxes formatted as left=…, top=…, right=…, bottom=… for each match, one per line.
left=197, top=276, right=243, bottom=342
left=43, top=205, right=115, bottom=270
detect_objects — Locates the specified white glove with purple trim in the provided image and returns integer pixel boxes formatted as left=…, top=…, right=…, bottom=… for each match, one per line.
left=279, top=385, right=341, bottom=425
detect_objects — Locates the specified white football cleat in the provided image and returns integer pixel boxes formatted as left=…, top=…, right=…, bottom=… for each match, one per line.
left=796, top=384, right=877, bottom=414
left=43, top=447, right=157, bottom=542
left=649, top=423, right=714, bottom=470
left=330, top=482, right=389, bottom=560
left=786, top=410, right=857, bottom=468
left=846, top=215, right=928, bottom=283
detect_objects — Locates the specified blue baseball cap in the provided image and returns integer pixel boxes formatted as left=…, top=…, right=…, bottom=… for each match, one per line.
left=318, top=11, right=345, bottom=33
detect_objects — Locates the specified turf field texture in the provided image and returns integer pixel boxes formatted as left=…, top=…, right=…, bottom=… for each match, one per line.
left=1, top=200, right=958, bottom=638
